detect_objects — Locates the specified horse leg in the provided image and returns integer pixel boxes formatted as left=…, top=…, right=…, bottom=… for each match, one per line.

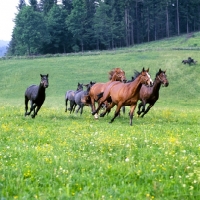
left=109, top=104, right=122, bottom=123
left=26, top=100, right=34, bottom=116
left=24, top=96, right=29, bottom=116
left=76, top=105, right=81, bottom=113
left=137, top=102, right=144, bottom=116
left=80, top=105, right=84, bottom=115
left=90, top=98, right=96, bottom=113
left=129, top=105, right=137, bottom=126
left=92, top=98, right=107, bottom=116
left=122, top=106, right=125, bottom=114
left=100, top=101, right=115, bottom=117
left=141, top=104, right=152, bottom=118
left=68, top=100, right=73, bottom=112
left=72, top=104, right=77, bottom=113
left=31, top=105, right=39, bottom=118
left=137, top=101, right=146, bottom=117
left=65, top=99, right=68, bottom=112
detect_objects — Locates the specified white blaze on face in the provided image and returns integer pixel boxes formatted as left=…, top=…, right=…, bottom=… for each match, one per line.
left=147, top=72, right=153, bottom=85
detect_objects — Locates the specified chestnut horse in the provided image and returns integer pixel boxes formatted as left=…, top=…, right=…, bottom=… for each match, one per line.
left=137, top=69, right=169, bottom=117
left=89, top=68, right=126, bottom=118
left=92, top=68, right=153, bottom=125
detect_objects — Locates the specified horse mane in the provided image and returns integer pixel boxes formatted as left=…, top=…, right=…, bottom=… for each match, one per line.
left=133, top=70, right=141, bottom=80
left=108, top=67, right=125, bottom=80
left=155, top=69, right=165, bottom=78
left=155, top=70, right=161, bottom=77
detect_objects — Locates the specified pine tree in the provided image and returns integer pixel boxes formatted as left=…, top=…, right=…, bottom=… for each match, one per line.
left=12, top=6, right=49, bottom=55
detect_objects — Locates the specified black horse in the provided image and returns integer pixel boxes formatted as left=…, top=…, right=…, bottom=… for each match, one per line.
left=74, top=81, right=96, bottom=115
left=25, top=74, right=49, bottom=118
left=65, top=83, right=83, bottom=113
left=182, top=57, right=197, bottom=65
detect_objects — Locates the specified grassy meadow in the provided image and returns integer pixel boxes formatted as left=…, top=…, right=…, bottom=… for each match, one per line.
left=0, top=34, right=200, bottom=199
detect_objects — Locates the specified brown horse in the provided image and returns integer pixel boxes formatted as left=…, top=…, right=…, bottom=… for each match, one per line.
left=89, top=68, right=126, bottom=118
left=137, top=69, right=169, bottom=118
left=92, top=68, right=153, bottom=125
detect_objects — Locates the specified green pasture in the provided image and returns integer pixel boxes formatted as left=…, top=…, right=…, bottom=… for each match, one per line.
left=0, top=34, right=200, bottom=199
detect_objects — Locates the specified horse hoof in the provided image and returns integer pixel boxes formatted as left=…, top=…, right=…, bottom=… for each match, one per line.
left=92, top=112, right=96, bottom=116
left=94, top=113, right=98, bottom=119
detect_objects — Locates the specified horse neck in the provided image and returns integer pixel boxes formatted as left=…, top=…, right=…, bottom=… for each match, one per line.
left=76, top=88, right=83, bottom=93
left=37, top=83, right=46, bottom=97
left=129, top=75, right=144, bottom=95
left=151, top=78, right=162, bottom=93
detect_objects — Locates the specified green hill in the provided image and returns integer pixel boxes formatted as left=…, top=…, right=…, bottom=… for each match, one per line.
left=0, top=33, right=200, bottom=108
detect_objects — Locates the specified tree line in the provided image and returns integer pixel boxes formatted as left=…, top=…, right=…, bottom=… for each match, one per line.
left=6, top=0, right=200, bottom=56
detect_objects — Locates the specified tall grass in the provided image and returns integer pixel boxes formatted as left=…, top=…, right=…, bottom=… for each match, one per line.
left=0, top=35, right=200, bottom=199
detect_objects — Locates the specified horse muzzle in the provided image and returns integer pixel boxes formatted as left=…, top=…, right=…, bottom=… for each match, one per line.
left=163, top=82, right=169, bottom=87
left=147, top=80, right=153, bottom=87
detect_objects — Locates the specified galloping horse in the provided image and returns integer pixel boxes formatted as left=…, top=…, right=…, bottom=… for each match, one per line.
left=65, top=83, right=83, bottom=113
left=89, top=68, right=126, bottom=118
left=92, top=68, right=153, bottom=125
left=137, top=69, right=169, bottom=118
left=25, top=74, right=49, bottom=118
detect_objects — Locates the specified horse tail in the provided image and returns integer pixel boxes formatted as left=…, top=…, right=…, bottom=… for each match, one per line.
left=97, top=92, right=104, bottom=101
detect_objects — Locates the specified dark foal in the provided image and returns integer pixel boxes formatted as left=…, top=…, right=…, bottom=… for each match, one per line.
left=74, top=81, right=96, bottom=115
left=65, top=83, right=83, bottom=113
left=25, top=74, right=49, bottom=118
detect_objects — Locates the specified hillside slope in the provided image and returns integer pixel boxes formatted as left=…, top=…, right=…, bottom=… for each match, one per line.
left=0, top=34, right=200, bottom=108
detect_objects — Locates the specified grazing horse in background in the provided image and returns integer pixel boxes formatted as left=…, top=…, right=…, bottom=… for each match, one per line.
left=92, top=68, right=153, bottom=125
left=25, top=74, right=49, bottom=118
left=65, top=83, right=83, bottom=113
left=74, top=81, right=96, bottom=115
left=89, top=68, right=126, bottom=118
left=182, top=57, right=197, bottom=65
left=137, top=69, right=169, bottom=118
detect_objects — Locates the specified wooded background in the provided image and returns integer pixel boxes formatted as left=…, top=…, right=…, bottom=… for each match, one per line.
left=7, top=0, right=200, bottom=55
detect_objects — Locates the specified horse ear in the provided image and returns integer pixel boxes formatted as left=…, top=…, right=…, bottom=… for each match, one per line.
left=146, top=68, right=149, bottom=72
left=47, top=74, right=49, bottom=77
left=142, top=67, right=145, bottom=72
left=40, top=74, right=43, bottom=77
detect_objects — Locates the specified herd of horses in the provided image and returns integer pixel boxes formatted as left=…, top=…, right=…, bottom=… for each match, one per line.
left=24, top=67, right=169, bottom=126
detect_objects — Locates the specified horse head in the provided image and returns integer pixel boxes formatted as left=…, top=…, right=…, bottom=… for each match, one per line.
left=141, top=68, right=153, bottom=87
left=40, top=74, right=49, bottom=88
left=156, top=69, right=169, bottom=87
left=109, top=68, right=126, bottom=82
left=76, top=83, right=84, bottom=91
left=84, top=81, right=96, bottom=92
